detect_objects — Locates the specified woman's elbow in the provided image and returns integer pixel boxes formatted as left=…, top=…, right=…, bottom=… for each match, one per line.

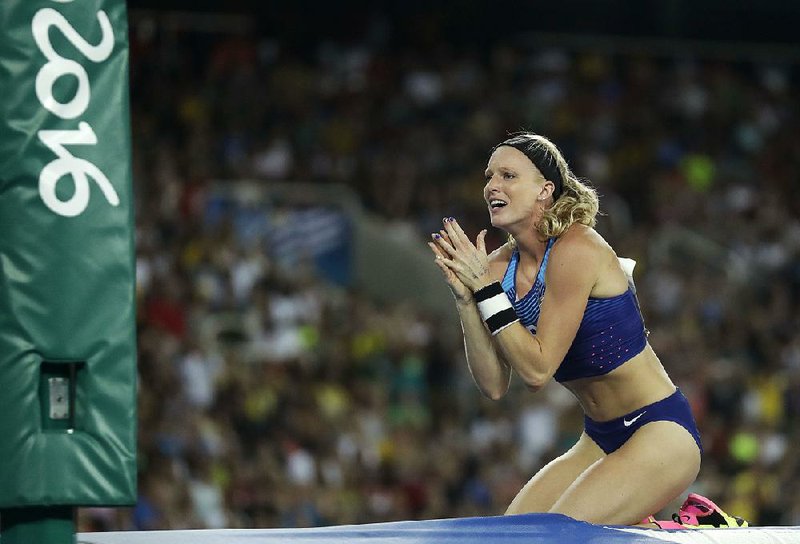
left=483, top=387, right=507, bottom=401
left=523, top=379, right=546, bottom=393
left=479, top=378, right=510, bottom=400
left=518, top=340, right=556, bottom=392
left=520, top=368, right=554, bottom=393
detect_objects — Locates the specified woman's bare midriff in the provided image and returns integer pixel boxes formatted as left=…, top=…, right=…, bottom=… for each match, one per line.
left=561, top=344, right=677, bottom=422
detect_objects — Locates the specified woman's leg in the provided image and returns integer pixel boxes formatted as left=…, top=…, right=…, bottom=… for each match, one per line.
left=506, top=432, right=605, bottom=514
left=548, top=421, right=701, bottom=525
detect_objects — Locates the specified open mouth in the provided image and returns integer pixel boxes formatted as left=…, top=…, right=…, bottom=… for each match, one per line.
left=489, top=199, right=507, bottom=210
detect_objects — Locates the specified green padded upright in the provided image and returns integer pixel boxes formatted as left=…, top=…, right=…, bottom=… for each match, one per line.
left=0, top=0, right=137, bottom=517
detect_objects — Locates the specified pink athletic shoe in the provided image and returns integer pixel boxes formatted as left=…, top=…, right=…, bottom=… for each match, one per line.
left=671, top=493, right=749, bottom=528
left=640, top=494, right=748, bottom=529
left=641, top=515, right=685, bottom=529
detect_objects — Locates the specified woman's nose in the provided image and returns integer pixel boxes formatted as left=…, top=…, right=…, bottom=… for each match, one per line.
left=485, top=175, right=499, bottom=193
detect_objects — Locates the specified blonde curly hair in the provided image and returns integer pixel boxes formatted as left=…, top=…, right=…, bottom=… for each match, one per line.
left=492, top=133, right=599, bottom=239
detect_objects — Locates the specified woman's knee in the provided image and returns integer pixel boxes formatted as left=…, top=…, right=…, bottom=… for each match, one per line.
left=506, top=436, right=604, bottom=515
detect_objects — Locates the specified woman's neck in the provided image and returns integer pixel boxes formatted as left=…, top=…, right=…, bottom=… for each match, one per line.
left=514, top=230, right=549, bottom=264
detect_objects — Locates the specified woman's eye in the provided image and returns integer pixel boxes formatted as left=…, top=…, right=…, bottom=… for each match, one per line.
left=503, top=173, right=515, bottom=179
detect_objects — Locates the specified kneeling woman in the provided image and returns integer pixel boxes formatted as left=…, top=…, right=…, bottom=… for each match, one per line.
left=428, top=133, right=743, bottom=528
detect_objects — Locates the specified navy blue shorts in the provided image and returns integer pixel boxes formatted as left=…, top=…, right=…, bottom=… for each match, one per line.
left=584, top=389, right=703, bottom=455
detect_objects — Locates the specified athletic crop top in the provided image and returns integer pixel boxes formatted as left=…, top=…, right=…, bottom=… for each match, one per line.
left=500, top=238, right=648, bottom=383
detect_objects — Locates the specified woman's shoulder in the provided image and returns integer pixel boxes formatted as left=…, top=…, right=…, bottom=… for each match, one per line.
left=487, top=240, right=515, bottom=263
left=551, top=224, right=611, bottom=261
left=552, top=225, right=629, bottom=295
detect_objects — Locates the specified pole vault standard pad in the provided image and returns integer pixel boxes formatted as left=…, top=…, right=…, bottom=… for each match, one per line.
left=0, top=0, right=136, bottom=505
left=75, top=514, right=800, bottom=544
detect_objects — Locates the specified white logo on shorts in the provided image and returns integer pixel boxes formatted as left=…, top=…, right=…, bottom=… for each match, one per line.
left=623, top=411, right=646, bottom=427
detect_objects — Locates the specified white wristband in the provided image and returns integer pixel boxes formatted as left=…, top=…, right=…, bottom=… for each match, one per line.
left=474, top=282, right=519, bottom=335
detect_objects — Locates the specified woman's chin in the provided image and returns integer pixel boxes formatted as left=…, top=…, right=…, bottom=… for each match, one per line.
left=489, top=215, right=508, bottom=229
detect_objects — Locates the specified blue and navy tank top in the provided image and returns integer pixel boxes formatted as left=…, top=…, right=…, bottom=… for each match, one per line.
left=501, top=238, right=648, bottom=383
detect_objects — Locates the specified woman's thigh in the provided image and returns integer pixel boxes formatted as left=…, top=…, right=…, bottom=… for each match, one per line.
left=505, top=432, right=605, bottom=515
left=549, top=421, right=701, bottom=525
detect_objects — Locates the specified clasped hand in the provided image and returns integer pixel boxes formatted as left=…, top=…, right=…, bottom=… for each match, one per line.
left=427, top=217, right=492, bottom=303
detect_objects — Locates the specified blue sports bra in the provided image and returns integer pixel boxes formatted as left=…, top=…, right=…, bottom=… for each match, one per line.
left=501, top=238, right=648, bottom=383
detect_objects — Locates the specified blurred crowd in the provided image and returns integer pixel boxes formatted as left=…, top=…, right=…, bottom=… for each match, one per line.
left=82, top=13, right=800, bottom=531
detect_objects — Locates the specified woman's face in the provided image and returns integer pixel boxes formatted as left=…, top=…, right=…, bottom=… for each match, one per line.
left=483, top=146, right=551, bottom=231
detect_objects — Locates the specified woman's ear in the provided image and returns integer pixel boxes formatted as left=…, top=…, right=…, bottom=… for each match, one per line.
left=538, top=180, right=555, bottom=201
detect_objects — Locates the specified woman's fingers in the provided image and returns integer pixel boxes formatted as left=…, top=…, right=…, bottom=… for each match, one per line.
left=428, top=243, right=462, bottom=278
left=443, top=217, right=473, bottom=249
left=435, top=219, right=491, bottom=291
left=442, top=218, right=463, bottom=249
left=428, top=241, right=449, bottom=261
left=433, top=258, right=452, bottom=279
left=443, top=218, right=486, bottom=258
left=428, top=241, right=458, bottom=270
left=476, top=229, right=487, bottom=255
left=428, top=244, right=462, bottom=273
left=429, top=246, right=473, bottom=302
left=431, top=232, right=457, bottom=257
